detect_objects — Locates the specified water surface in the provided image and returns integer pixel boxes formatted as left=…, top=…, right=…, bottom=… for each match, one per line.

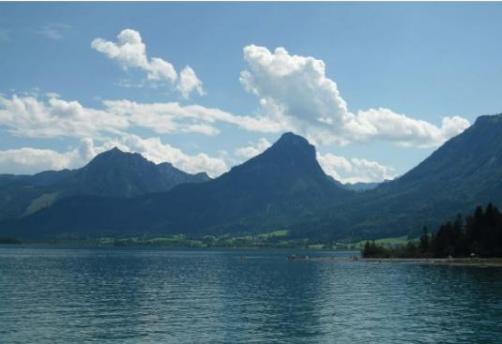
left=1, top=247, right=501, bottom=343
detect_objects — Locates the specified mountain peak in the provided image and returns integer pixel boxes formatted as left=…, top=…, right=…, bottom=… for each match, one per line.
left=76, top=148, right=209, bottom=197
left=225, top=131, right=332, bottom=186
left=275, top=132, right=312, bottom=148
left=264, top=132, right=316, bottom=163
left=86, top=148, right=144, bottom=168
left=108, top=146, right=123, bottom=154
left=96, top=147, right=132, bottom=158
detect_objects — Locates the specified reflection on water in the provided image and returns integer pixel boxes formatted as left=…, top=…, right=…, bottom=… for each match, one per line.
left=0, top=247, right=501, bottom=344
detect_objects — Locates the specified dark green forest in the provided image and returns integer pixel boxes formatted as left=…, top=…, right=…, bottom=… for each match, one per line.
left=362, top=204, right=502, bottom=258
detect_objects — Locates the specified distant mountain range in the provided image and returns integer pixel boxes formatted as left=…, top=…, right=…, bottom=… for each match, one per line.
left=0, top=149, right=208, bottom=222
left=1, top=113, right=502, bottom=242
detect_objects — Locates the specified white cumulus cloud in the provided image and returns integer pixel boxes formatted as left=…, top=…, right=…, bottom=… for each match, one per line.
left=0, top=94, right=128, bottom=139
left=0, top=148, right=75, bottom=174
left=178, top=66, right=205, bottom=99
left=0, top=138, right=95, bottom=175
left=240, top=45, right=470, bottom=148
left=91, top=29, right=204, bottom=98
left=317, top=152, right=396, bottom=184
left=234, top=138, right=272, bottom=159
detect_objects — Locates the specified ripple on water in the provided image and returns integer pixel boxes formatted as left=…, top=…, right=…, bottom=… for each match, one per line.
left=0, top=248, right=501, bottom=344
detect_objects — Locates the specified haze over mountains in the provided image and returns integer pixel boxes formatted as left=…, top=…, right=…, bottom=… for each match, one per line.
left=1, top=113, right=501, bottom=242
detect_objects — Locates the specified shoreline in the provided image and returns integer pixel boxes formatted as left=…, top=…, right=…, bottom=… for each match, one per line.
left=361, top=257, right=502, bottom=268
left=2, top=244, right=502, bottom=267
left=286, top=255, right=502, bottom=268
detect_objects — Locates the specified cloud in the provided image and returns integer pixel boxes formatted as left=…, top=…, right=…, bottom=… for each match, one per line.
left=0, top=139, right=94, bottom=175
left=178, top=66, right=205, bottom=99
left=36, top=23, right=71, bottom=40
left=108, top=134, right=227, bottom=177
left=234, top=138, right=271, bottom=159
left=91, top=29, right=157, bottom=75
left=102, top=99, right=220, bottom=136
left=102, top=99, right=280, bottom=135
left=317, top=153, right=396, bottom=184
left=240, top=45, right=470, bottom=147
left=0, top=93, right=230, bottom=177
left=0, top=93, right=282, bottom=140
left=0, top=134, right=227, bottom=178
left=353, top=108, right=470, bottom=148
left=92, top=29, right=204, bottom=98
left=0, top=94, right=128, bottom=139
left=0, top=90, right=463, bottom=182
left=0, top=148, right=75, bottom=174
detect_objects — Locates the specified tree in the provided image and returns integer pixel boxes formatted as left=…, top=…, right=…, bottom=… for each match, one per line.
left=361, top=204, right=502, bottom=258
left=419, top=226, right=429, bottom=254
left=362, top=240, right=390, bottom=258
left=362, top=241, right=371, bottom=258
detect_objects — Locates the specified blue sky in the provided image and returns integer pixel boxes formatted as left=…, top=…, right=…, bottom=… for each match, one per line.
left=1, top=2, right=501, bottom=182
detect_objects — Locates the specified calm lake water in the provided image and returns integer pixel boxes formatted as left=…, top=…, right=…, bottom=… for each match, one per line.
left=1, top=247, right=501, bottom=344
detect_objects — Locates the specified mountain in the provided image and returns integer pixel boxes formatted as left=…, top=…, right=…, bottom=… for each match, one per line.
left=66, top=148, right=209, bottom=197
left=0, top=148, right=209, bottom=221
left=3, top=114, right=502, bottom=242
left=157, top=162, right=209, bottom=188
left=307, top=113, right=502, bottom=241
left=0, top=170, right=75, bottom=221
left=2, top=133, right=352, bottom=239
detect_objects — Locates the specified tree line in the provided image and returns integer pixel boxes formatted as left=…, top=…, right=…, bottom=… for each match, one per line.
left=362, top=204, right=502, bottom=258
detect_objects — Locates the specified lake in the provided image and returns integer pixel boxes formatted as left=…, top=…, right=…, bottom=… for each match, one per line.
left=1, top=247, right=501, bottom=343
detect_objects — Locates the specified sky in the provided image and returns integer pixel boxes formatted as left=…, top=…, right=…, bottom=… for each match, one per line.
left=1, top=2, right=502, bottom=183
